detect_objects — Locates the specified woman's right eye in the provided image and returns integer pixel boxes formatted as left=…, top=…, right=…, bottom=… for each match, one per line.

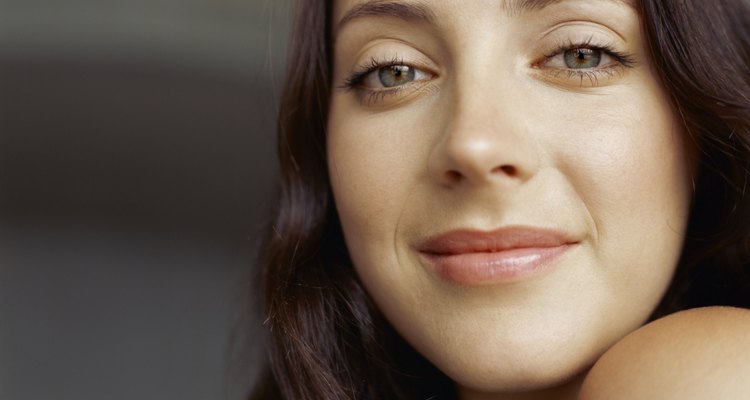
left=364, top=65, right=416, bottom=88
left=341, top=60, right=436, bottom=106
left=345, top=62, right=433, bottom=91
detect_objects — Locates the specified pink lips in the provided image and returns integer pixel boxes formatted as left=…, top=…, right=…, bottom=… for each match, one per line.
left=417, top=227, right=575, bottom=284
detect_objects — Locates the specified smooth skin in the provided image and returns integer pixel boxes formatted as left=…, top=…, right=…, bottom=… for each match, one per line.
left=327, top=0, right=747, bottom=399
left=580, top=306, right=750, bottom=399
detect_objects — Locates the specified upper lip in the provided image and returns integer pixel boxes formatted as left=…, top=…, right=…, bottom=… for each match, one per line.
left=417, top=227, right=575, bottom=255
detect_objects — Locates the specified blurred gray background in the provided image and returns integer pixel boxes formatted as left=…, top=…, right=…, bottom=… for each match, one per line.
left=0, top=0, right=291, bottom=398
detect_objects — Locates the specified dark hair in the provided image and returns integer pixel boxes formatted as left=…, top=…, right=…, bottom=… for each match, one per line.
left=250, top=0, right=750, bottom=398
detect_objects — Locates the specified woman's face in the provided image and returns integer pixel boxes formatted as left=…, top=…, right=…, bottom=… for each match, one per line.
left=328, top=0, right=692, bottom=397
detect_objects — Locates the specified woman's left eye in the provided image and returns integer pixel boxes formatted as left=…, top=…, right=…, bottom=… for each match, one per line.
left=538, top=42, right=637, bottom=73
left=564, top=48, right=605, bottom=68
left=546, top=47, right=616, bottom=70
left=533, top=44, right=636, bottom=86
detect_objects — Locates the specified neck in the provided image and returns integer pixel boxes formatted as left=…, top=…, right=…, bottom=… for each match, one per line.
left=457, top=371, right=585, bottom=400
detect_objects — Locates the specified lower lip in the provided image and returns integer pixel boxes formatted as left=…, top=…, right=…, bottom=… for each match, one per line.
left=422, top=245, right=571, bottom=285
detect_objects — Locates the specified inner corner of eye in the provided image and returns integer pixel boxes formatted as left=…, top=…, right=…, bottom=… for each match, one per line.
left=530, top=58, right=547, bottom=69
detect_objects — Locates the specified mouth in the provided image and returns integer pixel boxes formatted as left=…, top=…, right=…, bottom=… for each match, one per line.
left=417, top=226, right=577, bottom=285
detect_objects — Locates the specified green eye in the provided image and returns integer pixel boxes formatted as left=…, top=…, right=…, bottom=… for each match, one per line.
left=346, top=61, right=433, bottom=94
left=378, top=65, right=416, bottom=87
left=563, top=48, right=602, bottom=69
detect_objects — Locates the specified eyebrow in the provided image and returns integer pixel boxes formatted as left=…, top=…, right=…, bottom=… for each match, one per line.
left=337, top=1, right=436, bottom=32
left=503, top=0, right=635, bottom=15
left=336, top=0, right=636, bottom=31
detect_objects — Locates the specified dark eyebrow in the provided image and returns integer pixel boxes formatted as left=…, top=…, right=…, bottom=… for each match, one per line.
left=336, top=0, right=636, bottom=32
left=336, top=1, right=436, bottom=32
left=502, top=0, right=635, bottom=15
left=503, top=0, right=564, bottom=15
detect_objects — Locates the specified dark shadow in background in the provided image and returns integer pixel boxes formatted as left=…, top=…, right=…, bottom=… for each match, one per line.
left=0, top=1, right=289, bottom=398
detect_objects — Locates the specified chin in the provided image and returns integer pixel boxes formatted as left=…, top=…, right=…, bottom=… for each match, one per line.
left=385, top=292, right=645, bottom=397
left=433, top=338, right=597, bottom=394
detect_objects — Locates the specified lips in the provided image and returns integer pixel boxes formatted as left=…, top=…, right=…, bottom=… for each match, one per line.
left=417, top=227, right=576, bottom=284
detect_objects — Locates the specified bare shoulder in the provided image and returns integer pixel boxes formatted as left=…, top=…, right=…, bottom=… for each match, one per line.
left=579, top=306, right=750, bottom=400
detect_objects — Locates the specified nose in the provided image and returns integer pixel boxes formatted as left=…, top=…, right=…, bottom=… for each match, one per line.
left=427, top=83, right=541, bottom=188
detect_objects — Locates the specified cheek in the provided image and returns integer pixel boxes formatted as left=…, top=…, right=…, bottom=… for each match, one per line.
left=572, top=100, right=689, bottom=223
left=327, top=98, right=427, bottom=280
left=327, top=94, right=453, bottom=318
left=327, top=94, right=440, bottom=239
left=552, top=83, right=691, bottom=288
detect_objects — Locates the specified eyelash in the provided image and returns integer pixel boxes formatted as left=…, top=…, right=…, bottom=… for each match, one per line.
left=340, top=56, right=417, bottom=106
left=341, top=40, right=637, bottom=105
left=536, top=37, right=637, bottom=86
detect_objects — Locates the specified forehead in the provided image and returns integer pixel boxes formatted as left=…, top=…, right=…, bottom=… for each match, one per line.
left=333, top=0, right=637, bottom=30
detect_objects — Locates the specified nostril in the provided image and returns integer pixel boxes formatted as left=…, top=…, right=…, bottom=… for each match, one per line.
left=445, top=170, right=462, bottom=183
left=494, top=165, right=517, bottom=176
left=441, top=165, right=522, bottom=185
